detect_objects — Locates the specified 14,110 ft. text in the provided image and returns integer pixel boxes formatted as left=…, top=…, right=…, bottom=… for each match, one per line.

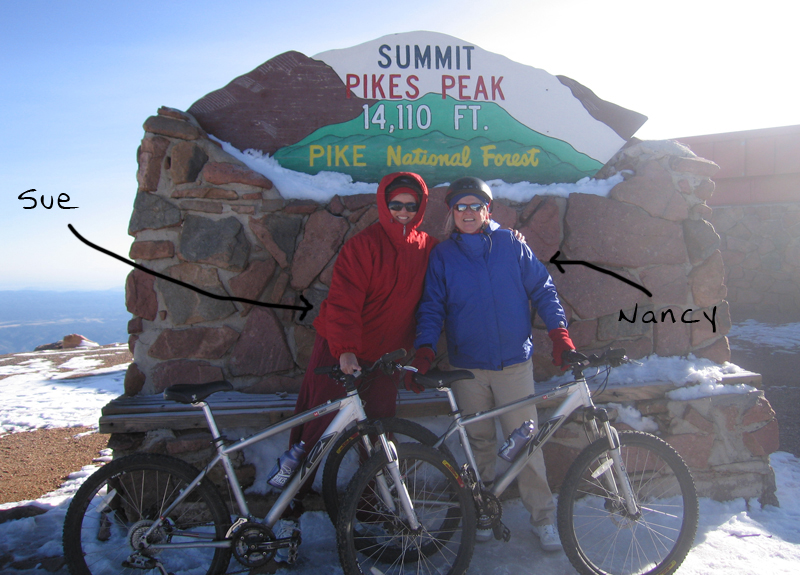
left=361, top=103, right=485, bottom=132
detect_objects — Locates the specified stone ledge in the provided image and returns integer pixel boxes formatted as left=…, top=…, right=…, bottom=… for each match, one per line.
left=99, top=370, right=762, bottom=432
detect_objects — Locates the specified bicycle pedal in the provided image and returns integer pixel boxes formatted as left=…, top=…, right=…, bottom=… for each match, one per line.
left=275, top=529, right=302, bottom=564
left=493, top=521, right=511, bottom=542
left=284, top=533, right=301, bottom=564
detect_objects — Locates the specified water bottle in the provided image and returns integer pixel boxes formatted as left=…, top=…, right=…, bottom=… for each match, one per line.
left=267, top=442, right=306, bottom=488
left=498, top=420, right=536, bottom=462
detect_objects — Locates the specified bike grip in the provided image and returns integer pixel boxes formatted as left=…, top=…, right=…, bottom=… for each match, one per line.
left=314, top=366, right=334, bottom=375
left=604, top=348, right=628, bottom=366
left=604, top=348, right=627, bottom=361
left=563, top=349, right=587, bottom=365
left=381, top=348, right=407, bottom=363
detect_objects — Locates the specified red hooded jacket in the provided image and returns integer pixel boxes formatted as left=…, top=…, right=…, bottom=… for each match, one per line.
left=313, top=172, right=438, bottom=363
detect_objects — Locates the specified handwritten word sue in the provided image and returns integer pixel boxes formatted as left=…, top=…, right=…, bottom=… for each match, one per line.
left=18, top=189, right=78, bottom=210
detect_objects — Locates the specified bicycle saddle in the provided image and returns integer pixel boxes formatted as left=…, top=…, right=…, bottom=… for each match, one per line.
left=163, top=380, right=234, bottom=404
left=414, top=369, right=474, bottom=389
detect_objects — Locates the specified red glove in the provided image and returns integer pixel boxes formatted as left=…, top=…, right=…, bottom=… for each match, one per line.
left=403, top=347, right=435, bottom=393
left=548, top=327, right=576, bottom=369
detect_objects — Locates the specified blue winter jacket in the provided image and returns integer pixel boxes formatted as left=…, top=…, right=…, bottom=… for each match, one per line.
left=414, top=220, right=567, bottom=371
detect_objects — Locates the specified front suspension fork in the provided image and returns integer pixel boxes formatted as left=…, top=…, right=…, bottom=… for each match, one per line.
left=587, top=408, right=639, bottom=516
left=370, top=421, right=421, bottom=530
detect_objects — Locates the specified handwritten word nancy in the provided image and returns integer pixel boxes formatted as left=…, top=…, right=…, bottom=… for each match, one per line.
left=619, top=303, right=719, bottom=332
left=19, top=189, right=78, bottom=210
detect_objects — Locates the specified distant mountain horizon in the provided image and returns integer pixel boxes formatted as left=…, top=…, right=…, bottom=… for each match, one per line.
left=0, top=289, right=130, bottom=355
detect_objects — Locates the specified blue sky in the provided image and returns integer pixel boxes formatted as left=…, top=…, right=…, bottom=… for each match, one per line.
left=1, top=0, right=797, bottom=291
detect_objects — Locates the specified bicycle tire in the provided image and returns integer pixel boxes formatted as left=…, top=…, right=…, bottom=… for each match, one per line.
left=557, top=431, right=699, bottom=575
left=63, top=453, right=232, bottom=575
left=322, top=417, right=444, bottom=525
left=337, top=443, right=476, bottom=575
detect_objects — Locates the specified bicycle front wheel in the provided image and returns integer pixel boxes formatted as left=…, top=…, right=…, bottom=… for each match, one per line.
left=337, top=443, right=475, bottom=575
left=322, top=417, right=442, bottom=525
left=63, top=453, right=232, bottom=575
left=558, top=431, right=698, bottom=575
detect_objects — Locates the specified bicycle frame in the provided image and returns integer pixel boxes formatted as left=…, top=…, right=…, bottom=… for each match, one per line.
left=140, top=387, right=369, bottom=551
left=433, top=374, right=606, bottom=500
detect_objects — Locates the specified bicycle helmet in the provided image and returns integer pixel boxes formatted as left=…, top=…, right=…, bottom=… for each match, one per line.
left=445, top=177, right=493, bottom=210
left=384, top=174, right=423, bottom=202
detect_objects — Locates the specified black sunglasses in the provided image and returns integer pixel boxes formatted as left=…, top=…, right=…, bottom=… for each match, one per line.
left=454, top=203, right=486, bottom=212
left=388, top=201, right=419, bottom=212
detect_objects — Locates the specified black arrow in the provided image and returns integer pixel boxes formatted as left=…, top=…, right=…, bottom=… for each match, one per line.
left=68, top=224, right=314, bottom=321
left=549, top=251, right=652, bottom=297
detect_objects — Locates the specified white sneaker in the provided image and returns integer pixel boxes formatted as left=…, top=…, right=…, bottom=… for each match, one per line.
left=274, top=518, right=301, bottom=564
left=476, top=527, right=493, bottom=542
left=532, top=523, right=562, bottom=552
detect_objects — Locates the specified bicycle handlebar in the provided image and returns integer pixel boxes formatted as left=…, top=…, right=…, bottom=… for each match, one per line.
left=314, top=348, right=408, bottom=388
left=563, top=348, right=628, bottom=377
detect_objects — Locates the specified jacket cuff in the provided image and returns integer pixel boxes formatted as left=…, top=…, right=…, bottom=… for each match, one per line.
left=331, top=345, right=359, bottom=359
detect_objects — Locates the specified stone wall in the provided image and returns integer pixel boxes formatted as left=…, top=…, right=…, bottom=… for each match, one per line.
left=120, top=112, right=781, bottom=504
left=711, top=203, right=800, bottom=314
left=124, top=107, right=731, bottom=395
left=108, top=384, right=778, bottom=506
left=542, top=387, right=778, bottom=505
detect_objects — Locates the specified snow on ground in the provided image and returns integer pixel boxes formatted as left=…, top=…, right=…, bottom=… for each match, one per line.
left=0, top=345, right=128, bottom=435
left=1, top=323, right=800, bottom=573
left=728, top=319, right=800, bottom=354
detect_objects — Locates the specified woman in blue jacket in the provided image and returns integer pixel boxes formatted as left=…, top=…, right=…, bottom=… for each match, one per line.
left=413, top=176, right=575, bottom=552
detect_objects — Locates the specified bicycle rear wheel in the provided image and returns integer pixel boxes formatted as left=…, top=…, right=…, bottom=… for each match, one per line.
left=63, top=453, right=231, bottom=575
left=337, top=443, right=475, bottom=575
left=557, top=431, right=698, bottom=575
left=322, top=417, right=441, bottom=525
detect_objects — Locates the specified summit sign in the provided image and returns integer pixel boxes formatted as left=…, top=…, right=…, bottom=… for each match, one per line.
left=189, top=32, right=646, bottom=185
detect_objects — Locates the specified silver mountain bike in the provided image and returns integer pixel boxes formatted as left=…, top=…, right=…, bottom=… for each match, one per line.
left=63, top=349, right=474, bottom=575
left=336, top=348, right=698, bottom=575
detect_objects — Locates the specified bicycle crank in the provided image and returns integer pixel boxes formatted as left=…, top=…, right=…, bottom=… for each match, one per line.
left=231, top=521, right=276, bottom=567
left=475, top=490, right=511, bottom=542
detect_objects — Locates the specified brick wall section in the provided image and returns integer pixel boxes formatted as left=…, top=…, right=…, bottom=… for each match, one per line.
left=677, top=126, right=800, bottom=313
left=710, top=203, right=800, bottom=313
left=677, top=125, right=800, bottom=205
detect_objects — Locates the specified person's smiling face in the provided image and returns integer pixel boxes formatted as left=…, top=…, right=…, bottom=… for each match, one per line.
left=388, top=192, right=418, bottom=225
left=453, top=195, right=489, bottom=234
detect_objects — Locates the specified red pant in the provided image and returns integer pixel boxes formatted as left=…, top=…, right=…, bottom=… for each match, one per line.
left=288, top=335, right=399, bottom=493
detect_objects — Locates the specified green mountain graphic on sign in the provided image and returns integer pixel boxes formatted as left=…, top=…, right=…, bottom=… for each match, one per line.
left=274, top=94, right=603, bottom=184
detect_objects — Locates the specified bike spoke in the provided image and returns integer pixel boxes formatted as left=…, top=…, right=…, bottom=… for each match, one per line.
left=559, top=431, right=698, bottom=575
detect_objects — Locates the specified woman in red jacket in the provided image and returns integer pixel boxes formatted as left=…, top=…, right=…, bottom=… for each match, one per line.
left=279, top=173, right=437, bottom=526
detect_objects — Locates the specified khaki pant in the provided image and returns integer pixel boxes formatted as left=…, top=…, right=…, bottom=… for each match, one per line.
left=453, top=359, right=556, bottom=527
